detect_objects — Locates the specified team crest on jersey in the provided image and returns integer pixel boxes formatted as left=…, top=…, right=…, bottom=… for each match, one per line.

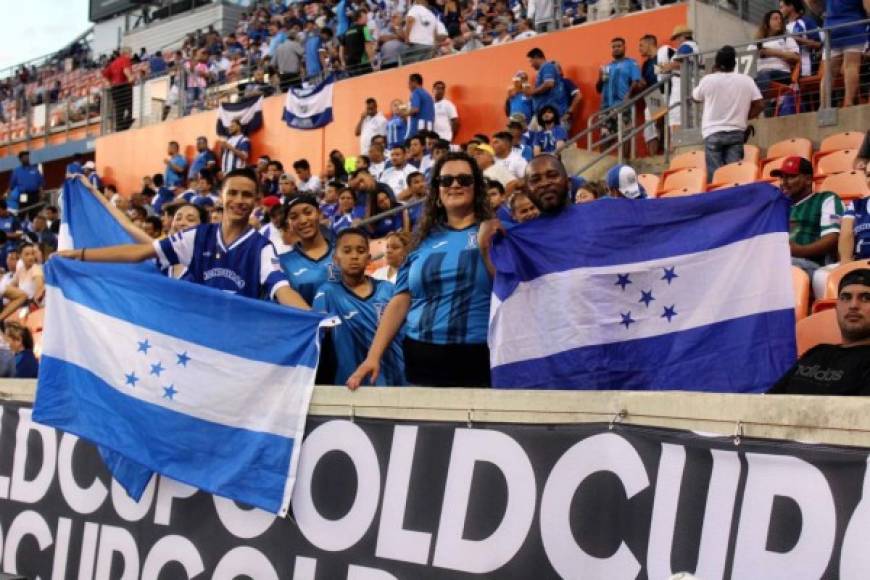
left=373, top=302, right=388, bottom=322
left=326, top=263, right=340, bottom=282
left=466, top=232, right=479, bottom=249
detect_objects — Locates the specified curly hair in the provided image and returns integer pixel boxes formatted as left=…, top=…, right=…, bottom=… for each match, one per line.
left=413, top=151, right=492, bottom=249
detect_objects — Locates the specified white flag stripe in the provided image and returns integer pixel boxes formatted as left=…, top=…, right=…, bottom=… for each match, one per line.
left=489, top=232, right=794, bottom=367
left=217, top=97, right=263, bottom=127
left=42, top=286, right=312, bottom=438
left=284, top=82, right=333, bottom=117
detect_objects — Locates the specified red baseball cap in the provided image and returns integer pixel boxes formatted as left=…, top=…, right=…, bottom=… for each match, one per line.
left=771, top=156, right=813, bottom=177
left=261, top=195, right=281, bottom=208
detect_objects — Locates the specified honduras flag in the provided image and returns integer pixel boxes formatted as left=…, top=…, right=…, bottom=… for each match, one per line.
left=283, top=75, right=334, bottom=130
left=216, top=95, right=264, bottom=137
left=34, top=258, right=328, bottom=515
left=488, top=183, right=796, bottom=392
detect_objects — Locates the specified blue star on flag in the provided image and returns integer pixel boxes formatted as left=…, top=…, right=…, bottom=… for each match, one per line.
left=150, top=362, right=165, bottom=377
left=615, top=273, right=632, bottom=291
left=620, top=311, right=636, bottom=329
left=662, top=267, right=679, bottom=285
left=639, top=290, right=655, bottom=307
left=124, top=372, right=139, bottom=387
left=176, top=351, right=191, bottom=367
left=662, top=305, right=678, bottom=322
left=137, top=339, right=151, bottom=354
left=163, top=385, right=178, bottom=400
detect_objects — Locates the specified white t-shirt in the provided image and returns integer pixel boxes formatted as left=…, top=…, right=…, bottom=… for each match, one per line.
left=406, top=4, right=439, bottom=46
left=433, top=99, right=459, bottom=142
left=298, top=175, right=322, bottom=194
left=483, top=164, right=517, bottom=188
left=360, top=113, right=388, bottom=155
left=372, top=265, right=397, bottom=284
left=514, top=30, right=537, bottom=41
left=369, top=160, right=387, bottom=181
left=752, top=37, right=799, bottom=74
left=495, top=151, right=528, bottom=180
left=380, top=164, right=416, bottom=197
left=692, top=71, right=763, bottom=139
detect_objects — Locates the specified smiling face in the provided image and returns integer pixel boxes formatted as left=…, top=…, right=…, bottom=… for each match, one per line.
left=171, top=205, right=202, bottom=234
left=220, top=175, right=259, bottom=225
left=287, top=203, right=321, bottom=242
left=438, top=159, right=476, bottom=215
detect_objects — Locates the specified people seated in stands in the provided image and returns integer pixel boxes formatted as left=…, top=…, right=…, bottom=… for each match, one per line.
left=373, top=231, right=411, bottom=284
left=381, top=144, right=415, bottom=200
left=13, top=243, right=44, bottom=305
left=348, top=151, right=494, bottom=389
left=492, top=131, right=528, bottom=181
left=4, top=323, right=38, bottom=379
left=532, top=105, right=567, bottom=155
left=692, top=45, right=764, bottom=180
left=293, top=158, right=322, bottom=194
left=770, top=269, right=870, bottom=394
left=314, top=228, right=406, bottom=386
left=509, top=191, right=541, bottom=223
left=280, top=195, right=336, bottom=306
left=366, top=187, right=410, bottom=239
left=606, top=164, right=648, bottom=199
left=575, top=180, right=608, bottom=203
left=473, top=144, right=520, bottom=193
left=773, top=156, right=843, bottom=285
left=331, top=188, right=359, bottom=236
left=752, top=10, right=800, bottom=117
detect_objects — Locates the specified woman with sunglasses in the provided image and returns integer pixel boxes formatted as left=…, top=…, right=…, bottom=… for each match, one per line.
left=347, top=151, right=494, bottom=388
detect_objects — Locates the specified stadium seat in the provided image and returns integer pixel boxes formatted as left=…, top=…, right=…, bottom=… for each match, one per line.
left=818, top=171, right=870, bottom=202
left=818, top=131, right=865, bottom=155
left=707, top=161, right=759, bottom=190
left=796, top=308, right=841, bottom=356
left=637, top=173, right=660, bottom=197
left=743, top=144, right=761, bottom=167
left=765, top=137, right=813, bottom=163
left=658, top=187, right=699, bottom=198
left=792, top=267, right=810, bottom=321
left=659, top=167, right=706, bottom=195
left=667, top=150, right=705, bottom=172
left=816, top=149, right=858, bottom=177
left=762, top=157, right=787, bottom=179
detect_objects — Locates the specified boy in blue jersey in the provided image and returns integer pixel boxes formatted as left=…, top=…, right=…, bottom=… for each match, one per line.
left=280, top=195, right=338, bottom=305
left=401, top=73, right=435, bottom=140
left=57, top=168, right=309, bottom=309
left=313, top=228, right=405, bottom=386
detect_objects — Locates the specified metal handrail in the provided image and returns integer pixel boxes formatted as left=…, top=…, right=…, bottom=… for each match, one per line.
left=355, top=198, right=425, bottom=228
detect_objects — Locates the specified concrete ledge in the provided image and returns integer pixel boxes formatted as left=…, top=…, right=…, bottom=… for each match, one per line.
left=8, top=381, right=870, bottom=448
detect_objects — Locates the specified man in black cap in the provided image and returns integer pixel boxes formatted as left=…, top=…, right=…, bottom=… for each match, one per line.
left=770, top=269, right=870, bottom=394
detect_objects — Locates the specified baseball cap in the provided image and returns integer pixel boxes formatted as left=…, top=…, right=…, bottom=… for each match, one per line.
left=606, top=164, right=646, bottom=199
left=261, top=195, right=281, bottom=208
left=671, top=24, right=693, bottom=39
left=83, top=161, right=96, bottom=170
left=286, top=194, right=320, bottom=212
left=839, top=268, right=870, bottom=293
left=770, top=156, right=813, bottom=177
left=476, top=143, right=495, bottom=156
left=508, top=112, right=528, bottom=124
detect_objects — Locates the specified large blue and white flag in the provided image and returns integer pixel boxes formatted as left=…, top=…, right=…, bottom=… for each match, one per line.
left=488, top=183, right=796, bottom=392
left=282, top=75, right=334, bottom=130
left=34, top=258, right=327, bottom=515
left=216, top=95, right=264, bottom=137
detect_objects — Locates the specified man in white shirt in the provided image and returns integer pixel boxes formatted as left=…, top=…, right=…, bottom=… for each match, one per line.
left=293, top=159, right=323, bottom=194
left=405, top=0, right=445, bottom=61
left=692, top=45, right=764, bottom=180
left=513, top=19, right=537, bottom=41
left=355, top=97, right=388, bottom=155
left=380, top=144, right=416, bottom=200
left=472, top=144, right=520, bottom=192
left=432, top=80, right=460, bottom=142
left=491, top=131, right=528, bottom=180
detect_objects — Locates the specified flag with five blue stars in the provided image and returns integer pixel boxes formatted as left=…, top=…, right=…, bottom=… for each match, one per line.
left=488, top=183, right=797, bottom=392
left=34, top=258, right=329, bottom=515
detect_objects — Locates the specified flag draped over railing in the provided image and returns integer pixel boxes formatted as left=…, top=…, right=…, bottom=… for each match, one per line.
left=216, top=95, right=264, bottom=136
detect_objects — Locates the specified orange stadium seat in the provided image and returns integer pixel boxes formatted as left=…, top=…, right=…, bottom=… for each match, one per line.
left=708, top=161, right=759, bottom=190
left=818, top=131, right=865, bottom=155
left=659, top=167, right=706, bottom=195
left=796, top=308, right=842, bottom=356
left=818, top=171, right=870, bottom=202
left=667, top=150, right=705, bottom=172
left=761, top=157, right=787, bottom=179
left=658, top=187, right=699, bottom=198
left=816, top=149, right=858, bottom=177
left=792, top=267, right=810, bottom=321
left=822, top=259, right=870, bottom=299
left=637, top=173, right=660, bottom=197
left=765, top=137, right=813, bottom=163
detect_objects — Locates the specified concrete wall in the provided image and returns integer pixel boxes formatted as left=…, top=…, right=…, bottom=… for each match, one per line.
left=688, top=0, right=757, bottom=52
left=749, top=104, right=870, bottom=152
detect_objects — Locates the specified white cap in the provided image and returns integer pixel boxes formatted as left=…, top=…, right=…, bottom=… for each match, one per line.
left=83, top=161, right=96, bottom=170
left=605, top=164, right=646, bottom=199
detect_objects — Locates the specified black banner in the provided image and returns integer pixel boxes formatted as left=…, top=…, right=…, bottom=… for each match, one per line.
left=0, top=401, right=869, bottom=579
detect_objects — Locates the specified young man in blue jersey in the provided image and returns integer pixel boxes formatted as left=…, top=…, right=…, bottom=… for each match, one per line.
left=313, top=227, right=405, bottom=386
left=401, top=73, right=435, bottom=140
left=57, top=168, right=309, bottom=309
left=280, top=195, right=337, bottom=305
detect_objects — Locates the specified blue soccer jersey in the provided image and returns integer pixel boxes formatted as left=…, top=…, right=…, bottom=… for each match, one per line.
left=153, top=224, right=289, bottom=300
left=534, top=126, right=568, bottom=154
left=395, top=224, right=492, bottom=344
left=386, top=117, right=407, bottom=150
left=845, top=198, right=870, bottom=259
left=279, top=244, right=338, bottom=305
left=312, top=279, right=406, bottom=386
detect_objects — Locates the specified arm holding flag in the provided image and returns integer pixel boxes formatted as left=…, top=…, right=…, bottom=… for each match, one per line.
left=76, top=175, right=153, bottom=244
left=477, top=217, right=506, bottom=278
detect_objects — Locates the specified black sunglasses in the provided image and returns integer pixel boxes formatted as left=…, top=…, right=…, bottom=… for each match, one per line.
left=438, top=173, right=475, bottom=188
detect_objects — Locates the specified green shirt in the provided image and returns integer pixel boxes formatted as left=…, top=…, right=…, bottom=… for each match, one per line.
left=789, top=190, right=843, bottom=265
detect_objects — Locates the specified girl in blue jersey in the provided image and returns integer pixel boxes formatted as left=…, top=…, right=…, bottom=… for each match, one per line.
left=331, top=188, right=358, bottom=235
left=279, top=195, right=337, bottom=306
left=313, top=228, right=406, bottom=386
left=57, top=168, right=309, bottom=309
left=366, top=189, right=409, bottom=239
left=348, top=151, right=494, bottom=388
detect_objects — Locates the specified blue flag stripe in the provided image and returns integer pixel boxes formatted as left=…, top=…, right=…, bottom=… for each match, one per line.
left=491, top=309, right=797, bottom=391
left=45, top=259, right=324, bottom=368
left=35, top=356, right=295, bottom=514
left=490, top=184, right=788, bottom=298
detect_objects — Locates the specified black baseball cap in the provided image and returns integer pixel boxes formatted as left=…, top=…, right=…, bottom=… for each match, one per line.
left=839, top=268, right=870, bottom=293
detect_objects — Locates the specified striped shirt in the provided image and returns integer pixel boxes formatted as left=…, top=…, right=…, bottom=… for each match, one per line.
left=221, top=134, right=251, bottom=174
